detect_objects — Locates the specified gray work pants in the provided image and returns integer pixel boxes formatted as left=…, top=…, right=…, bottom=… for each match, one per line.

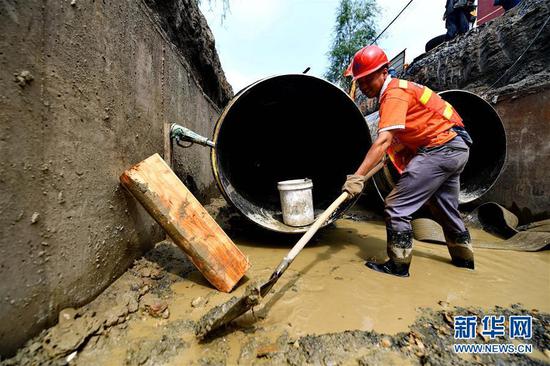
left=385, top=137, right=469, bottom=235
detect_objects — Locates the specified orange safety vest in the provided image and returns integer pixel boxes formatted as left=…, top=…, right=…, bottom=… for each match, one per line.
left=382, top=79, right=464, bottom=173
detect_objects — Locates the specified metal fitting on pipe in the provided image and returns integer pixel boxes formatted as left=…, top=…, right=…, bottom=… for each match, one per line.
left=170, top=123, right=215, bottom=148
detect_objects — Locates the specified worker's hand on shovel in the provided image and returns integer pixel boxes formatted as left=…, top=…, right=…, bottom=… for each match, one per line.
left=342, top=174, right=366, bottom=198
left=341, top=156, right=387, bottom=199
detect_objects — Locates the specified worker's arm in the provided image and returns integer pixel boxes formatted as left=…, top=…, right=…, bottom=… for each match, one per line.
left=342, top=130, right=395, bottom=198
left=354, top=130, right=394, bottom=176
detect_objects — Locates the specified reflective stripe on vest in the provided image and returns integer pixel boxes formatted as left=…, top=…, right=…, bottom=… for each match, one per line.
left=443, top=102, right=453, bottom=120
left=391, top=79, right=462, bottom=125
left=419, top=87, right=432, bottom=105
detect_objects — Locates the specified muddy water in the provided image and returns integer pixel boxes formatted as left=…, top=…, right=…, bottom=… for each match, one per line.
left=68, top=219, right=550, bottom=365
left=224, top=220, right=550, bottom=336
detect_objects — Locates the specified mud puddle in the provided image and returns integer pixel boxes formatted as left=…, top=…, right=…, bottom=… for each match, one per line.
left=3, top=217, right=549, bottom=365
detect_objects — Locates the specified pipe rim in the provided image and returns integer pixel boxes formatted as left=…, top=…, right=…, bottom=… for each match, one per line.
left=439, top=89, right=507, bottom=204
left=210, top=74, right=366, bottom=233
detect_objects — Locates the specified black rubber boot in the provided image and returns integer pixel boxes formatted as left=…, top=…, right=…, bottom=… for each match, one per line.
left=365, top=229, right=413, bottom=278
left=365, top=260, right=410, bottom=277
left=446, top=230, right=475, bottom=269
left=452, top=257, right=475, bottom=269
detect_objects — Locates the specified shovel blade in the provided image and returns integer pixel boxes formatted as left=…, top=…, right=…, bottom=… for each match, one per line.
left=195, top=282, right=262, bottom=339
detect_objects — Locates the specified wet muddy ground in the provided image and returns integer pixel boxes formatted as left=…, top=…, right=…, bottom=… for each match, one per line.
left=3, top=205, right=550, bottom=365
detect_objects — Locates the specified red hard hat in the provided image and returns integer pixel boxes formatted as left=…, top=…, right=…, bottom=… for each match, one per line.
left=344, top=45, right=389, bottom=80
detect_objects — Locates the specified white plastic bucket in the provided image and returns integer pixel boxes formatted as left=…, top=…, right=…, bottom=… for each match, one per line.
left=277, top=178, right=314, bottom=227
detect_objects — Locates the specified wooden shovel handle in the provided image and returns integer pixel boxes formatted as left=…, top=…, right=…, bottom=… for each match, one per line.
left=286, top=159, right=386, bottom=261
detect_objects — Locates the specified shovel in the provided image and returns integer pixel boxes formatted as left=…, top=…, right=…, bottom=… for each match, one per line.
left=195, top=159, right=386, bottom=339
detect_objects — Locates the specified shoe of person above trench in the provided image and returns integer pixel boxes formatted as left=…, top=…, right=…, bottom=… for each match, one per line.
left=365, top=259, right=410, bottom=277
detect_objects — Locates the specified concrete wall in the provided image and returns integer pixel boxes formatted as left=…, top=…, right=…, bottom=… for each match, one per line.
left=0, top=0, right=229, bottom=356
left=405, top=0, right=550, bottom=222
left=480, top=88, right=550, bottom=221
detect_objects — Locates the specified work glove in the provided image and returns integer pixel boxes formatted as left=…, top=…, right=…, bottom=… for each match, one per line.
left=342, top=174, right=366, bottom=198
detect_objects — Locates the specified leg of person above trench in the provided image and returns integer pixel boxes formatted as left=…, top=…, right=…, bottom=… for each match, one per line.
left=456, top=8, right=470, bottom=36
left=445, top=11, right=459, bottom=41
left=365, top=150, right=457, bottom=277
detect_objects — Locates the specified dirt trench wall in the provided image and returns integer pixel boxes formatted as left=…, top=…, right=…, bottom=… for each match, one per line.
left=0, top=0, right=231, bottom=356
left=405, top=0, right=550, bottom=221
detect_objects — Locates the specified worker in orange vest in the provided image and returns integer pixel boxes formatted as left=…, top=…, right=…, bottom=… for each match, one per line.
left=342, top=45, right=474, bottom=277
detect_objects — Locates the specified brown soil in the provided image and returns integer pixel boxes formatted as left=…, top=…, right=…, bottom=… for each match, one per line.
left=2, top=210, right=549, bottom=365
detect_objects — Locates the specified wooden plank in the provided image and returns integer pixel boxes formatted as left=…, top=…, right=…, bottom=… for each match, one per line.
left=120, top=153, right=250, bottom=292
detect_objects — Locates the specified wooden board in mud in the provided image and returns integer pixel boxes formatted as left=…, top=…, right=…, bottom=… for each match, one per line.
left=120, top=153, right=250, bottom=292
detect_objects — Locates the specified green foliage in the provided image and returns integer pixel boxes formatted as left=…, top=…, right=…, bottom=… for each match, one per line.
left=325, top=0, right=379, bottom=91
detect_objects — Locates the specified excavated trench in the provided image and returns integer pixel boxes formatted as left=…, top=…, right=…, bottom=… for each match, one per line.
left=2, top=0, right=548, bottom=363
left=3, top=74, right=543, bottom=365
left=2, top=69, right=540, bottom=366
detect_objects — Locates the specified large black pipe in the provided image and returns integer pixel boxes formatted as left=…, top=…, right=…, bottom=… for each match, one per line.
left=211, top=76, right=506, bottom=233
left=211, top=74, right=370, bottom=233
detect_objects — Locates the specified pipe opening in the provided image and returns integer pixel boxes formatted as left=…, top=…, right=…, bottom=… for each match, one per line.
left=439, top=90, right=506, bottom=203
left=212, top=75, right=370, bottom=233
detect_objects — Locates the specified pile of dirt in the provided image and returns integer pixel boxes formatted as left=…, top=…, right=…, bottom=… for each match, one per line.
left=406, top=0, right=550, bottom=97
left=205, top=305, right=550, bottom=365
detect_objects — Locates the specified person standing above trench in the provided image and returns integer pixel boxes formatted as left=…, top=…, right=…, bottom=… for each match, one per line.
left=342, top=45, right=474, bottom=278
left=444, top=0, right=474, bottom=41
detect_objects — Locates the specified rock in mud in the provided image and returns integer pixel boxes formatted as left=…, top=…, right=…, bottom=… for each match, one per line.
left=127, top=295, right=139, bottom=313
left=256, top=343, right=279, bottom=358
left=133, top=258, right=164, bottom=280
left=380, top=337, right=392, bottom=348
left=58, top=308, right=77, bottom=326
left=125, top=335, right=184, bottom=366
left=140, top=293, right=169, bottom=318
left=191, top=296, right=207, bottom=308
left=42, top=315, right=102, bottom=357
left=14, top=70, right=34, bottom=87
